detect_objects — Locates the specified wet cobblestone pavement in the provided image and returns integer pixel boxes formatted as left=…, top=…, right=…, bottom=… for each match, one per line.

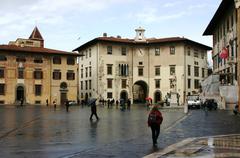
left=0, top=105, right=240, bottom=158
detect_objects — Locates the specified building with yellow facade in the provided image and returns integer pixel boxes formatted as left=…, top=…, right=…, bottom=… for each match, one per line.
left=0, top=27, right=80, bottom=105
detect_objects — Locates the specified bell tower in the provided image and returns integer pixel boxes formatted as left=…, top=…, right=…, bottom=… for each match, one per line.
left=134, top=27, right=146, bottom=42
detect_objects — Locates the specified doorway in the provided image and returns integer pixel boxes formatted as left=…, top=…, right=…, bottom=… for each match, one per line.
left=16, top=86, right=24, bottom=101
left=133, top=80, right=148, bottom=104
left=154, top=91, right=162, bottom=103
left=120, top=91, right=128, bottom=102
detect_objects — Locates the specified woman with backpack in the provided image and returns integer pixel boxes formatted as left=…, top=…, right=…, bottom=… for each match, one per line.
left=148, top=105, right=163, bottom=146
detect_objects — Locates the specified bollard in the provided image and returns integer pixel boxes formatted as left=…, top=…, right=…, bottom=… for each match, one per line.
left=184, top=103, right=188, bottom=114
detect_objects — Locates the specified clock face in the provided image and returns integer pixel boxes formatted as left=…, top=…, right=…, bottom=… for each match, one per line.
left=138, top=49, right=144, bottom=56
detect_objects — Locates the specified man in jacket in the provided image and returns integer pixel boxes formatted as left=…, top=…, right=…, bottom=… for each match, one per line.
left=148, top=105, right=163, bottom=146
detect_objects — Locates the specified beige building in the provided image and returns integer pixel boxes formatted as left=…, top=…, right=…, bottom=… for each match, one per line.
left=203, top=0, right=238, bottom=85
left=74, top=28, right=211, bottom=105
left=0, top=27, right=80, bottom=105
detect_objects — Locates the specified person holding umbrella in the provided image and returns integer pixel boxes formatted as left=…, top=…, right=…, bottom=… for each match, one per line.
left=89, top=98, right=99, bottom=121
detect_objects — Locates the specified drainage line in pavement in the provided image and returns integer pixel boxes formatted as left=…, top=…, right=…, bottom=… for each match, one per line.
left=0, top=117, right=41, bottom=140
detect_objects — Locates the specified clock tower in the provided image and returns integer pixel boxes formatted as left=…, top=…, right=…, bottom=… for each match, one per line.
left=134, top=27, right=146, bottom=42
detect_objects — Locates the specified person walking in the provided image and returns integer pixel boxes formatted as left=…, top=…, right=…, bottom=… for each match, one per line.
left=20, top=98, right=23, bottom=107
left=53, top=99, right=57, bottom=110
left=46, top=99, right=49, bottom=106
left=90, top=101, right=99, bottom=121
left=127, top=99, right=131, bottom=109
left=65, top=99, right=70, bottom=112
left=116, top=100, right=119, bottom=109
left=148, top=105, right=163, bottom=146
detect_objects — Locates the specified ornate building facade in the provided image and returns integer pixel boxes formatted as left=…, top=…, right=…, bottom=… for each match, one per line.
left=74, top=28, right=211, bottom=105
left=0, top=27, right=80, bottom=105
left=203, top=0, right=238, bottom=85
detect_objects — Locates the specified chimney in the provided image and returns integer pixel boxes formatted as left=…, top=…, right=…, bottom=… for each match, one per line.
left=103, top=33, right=107, bottom=37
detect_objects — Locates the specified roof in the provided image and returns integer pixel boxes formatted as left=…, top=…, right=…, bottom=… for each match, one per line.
left=203, top=0, right=235, bottom=35
left=0, top=45, right=81, bottom=56
left=73, top=36, right=212, bottom=51
left=29, top=26, right=44, bottom=40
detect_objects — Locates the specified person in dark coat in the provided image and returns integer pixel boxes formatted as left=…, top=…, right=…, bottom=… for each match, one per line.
left=20, top=98, right=23, bottom=107
left=53, top=99, right=57, bottom=110
left=127, top=99, right=131, bottom=109
left=65, top=100, right=70, bottom=112
left=116, top=100, right=119, bottom=109
left=148, top=105, right=163, bottom=146
left=46, top=99, right=49, bottom=106
left=90, top=101, right=99, bottom=120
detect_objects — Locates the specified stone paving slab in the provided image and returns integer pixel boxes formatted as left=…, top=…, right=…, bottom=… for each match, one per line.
left=144, top=134, right=240, bottom=158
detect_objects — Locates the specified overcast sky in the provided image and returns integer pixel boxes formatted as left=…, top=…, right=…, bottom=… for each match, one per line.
left=0, top=0, right=221, bottom=64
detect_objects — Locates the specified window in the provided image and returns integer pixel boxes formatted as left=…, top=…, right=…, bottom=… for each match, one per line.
left=119, top=64, right=128, bottom=76
left=85, top=80, right=88, bottom=90
left=0, top=84, right=5, bottom=95
left=53, top=56, right=61, bottom=64
left=170, top=65, right=176, bottom=75
left=81, top=93, right=83, bottom=98
left=34, top=57, right=43, bottom=63
left=187, top=47, right=191, bottom=56
left=89, top=67, right=92, bottom=77
left=122, top=47, right=127, bottom=56
left=155, top=48, right=160, bottom=56
left=34, top=69, right=43, bottom=79
left=170, top=46, right=175, bottom=55
left=89, top=93, right=92, bottom=98
left=194, top=79, right=199, bottom=89
left=155, top=79, right=160, bottom=88
left=89, top=80, right=92, bottom=89
left=202, top=68, right=205, bottom=78
left=139, top=62, right=143, bottom=65
left=53, top=70, right=61, bottom=80
left=138, top=67, right=143, bottom=76
left=0, top=68, right=4, bottom=78
left=201, top=51, right=204, bottom=59
left=122, top=79, right=127, bottom=88
left=35, top=85, right=42, bottom=96
left=0, top=55, right=7, bottom=61
left=85, top=50, right=88, bottom=59
left=81, top=69, right=83, bottom=78
left=194, top=61, right=199, bottom=65
left=16, top=56, right=26, bottom=62
left=81, top=81, right=83, bottom=90
left=188, top=65, right=191, bottom=76
left=155, top=66, right=160, bottom=76
left=107, top=92, right=112, bottom=98
left=107, top=64, right=113, bottom=75
left=89, top=49, right=91, bottom=57
left=85, top=67, right=88, bottom=78
left=194, top=66, right=199, bottom=77
left=67, top=70, right=75, bottom=80
left=67, top=57, right=75, bottom=65
left=107, top=79, right=113, bottom=88
left=107, top=46, right=112, bottom=54
left=18, top=68, right=24, bottom=79
left=194, top=49, right=198, bottom=58
left=188, top=79, right=191, bottom=89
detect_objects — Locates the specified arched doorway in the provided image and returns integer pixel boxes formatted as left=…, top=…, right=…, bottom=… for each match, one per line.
left=133, top=80, right=148, bottom=104
left=16, top=86, right=24, bottom=101
left=60, top=82, right=68, bottom=105
left=154, top=91, right=162, bottom=103
left=120, top=90, right=128, bottom=102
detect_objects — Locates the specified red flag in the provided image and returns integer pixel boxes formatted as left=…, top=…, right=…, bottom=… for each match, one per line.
left=219, top=47, right=228, bottom=59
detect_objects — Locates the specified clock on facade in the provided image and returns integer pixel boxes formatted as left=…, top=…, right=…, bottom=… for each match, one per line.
left=138, top=48, right=144, bottom=56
